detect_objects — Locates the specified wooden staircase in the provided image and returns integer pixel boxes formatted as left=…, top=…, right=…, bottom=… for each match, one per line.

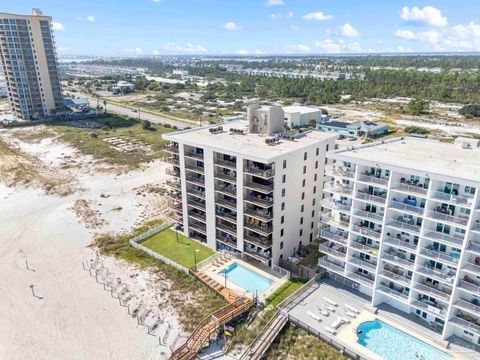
left=169, top=268, right=254, bottom=360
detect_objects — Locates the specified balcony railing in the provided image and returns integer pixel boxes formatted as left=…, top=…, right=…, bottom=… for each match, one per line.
left=244, top=248, right=272, bottom=262
left=413, top=283, right=451, bottom=302
left=187, top=198, right=206, bottom=211
left=325, top=165, right=355, bottom=179
left=467, top=241, right=480, bottom=254
left=165, top=143, right=179, bottom=154
left=244, top=166, right=275, bottom=178
left=356, top=191, right=387, bottom=205
left=354, top=210, right=384, bottom=223
left=463, top=260, right=480, bottom=275
left=357, top=174, right=389, bottom=187
left=426, top=210, right=469, bottom=227
left=184, top=151, right=204, bottom=160
left=215, top=184, right=236, bottom=197
left=166, top=179, right=181, bottom=190
left=216, top=210, right=237, bottom=223
left=351, top=240, right=379, bottom=254
left=185, top=175, right=205, bottom=187
left=390, top=200, right=424, bottom=215
left=216, top=235, right=237, bottom=248
left=392, top=183, right=428, bottom=196
left=349, top=272, right=375, bottom=287
left=378, top=284, right=409, bottom=301
left=318, top=258, right=345, bottom=274
left=244, top=208, right=273, bottom=222
left=216, top=221, right=237, bottom=235
left=450, top=315, right=480, bottom=334
left=185, top=163, right=205, bottom=174
left=165, top=156, right=180, bottom=166
left=324, top=185, right=353, bottom=196
left=417, top=265, right=455, bottom=284
left=380, top=269, right=411, bottom=287
left=244, top=180, right=274, bottom=194
left=321, top=198, right=351, bottom=212
left=420, top=248, right=458, bottom=266
left=320, top=230, right=348, bottom=245
left=350, top=256, right=378, bottom=271
left=382, top=253, right=415, bottom=269
left=432, top=190, right=474, bottom=206
left=214, top=158, right=237, bottom=170
left=244, top=195, right=273, bottom=208
left=458, top=280, right=480, bottom=295
left=319, top=243, right=346, bottom=259
left=186, top=187, right=205, bottom=199
left=411, top=300, right=446, bottom=317
left=423, top=231, right=464, bottom=247
left=322, top=214, right=351, bottom=230
left=188, top=211, right=206, bottom=223
left=244, top=221, right=273, bottom=236
left=454, top=298, right=480, bottom=317
left=352, top=225, right=382, bottom=239
left=383, top=235, right=417, bottom=251
left=215, top=171, right=236, bottom=183
left=243, top=234, right=272, bottom=249
left=216, top=197, right=237, bottom=210
left=387, top=220, right=421, bottom=234
left=189, top=221, right=207, bottom=235
left=166, top=167, right=180, bottom=177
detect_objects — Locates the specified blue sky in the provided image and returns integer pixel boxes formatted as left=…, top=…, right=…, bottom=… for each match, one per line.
left=4, top=0, right=480, bottom=55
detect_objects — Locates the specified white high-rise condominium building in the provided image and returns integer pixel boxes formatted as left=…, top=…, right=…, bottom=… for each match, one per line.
left=320, top=136, right=480, bottom=345
left=0, top=9, right=63, bottom=120
left=163, top=105, right=336, bottom=268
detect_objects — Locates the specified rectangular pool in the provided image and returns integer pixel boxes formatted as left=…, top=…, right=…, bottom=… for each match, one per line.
left=357, top=319, right=452, bottom=360
left=220, top=262, right=273, bottom=295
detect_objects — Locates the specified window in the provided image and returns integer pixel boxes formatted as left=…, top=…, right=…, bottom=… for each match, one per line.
left=281, top=202, right=285, bottom=211
left=283, top=160, right=287, bottom=169
left=300, top=217, right=303, bottom=225
left=280, top=254, right=283, bottom=260
left=324, top=158, right=328, bottom=165
left=326, top=144, right=329, bottom=152
left=315, top=161, right=318, bottom=169
left=304, top=152, right=307, bottom=161
left=313, top=186, right=317, bottom=194
left=311, top=222, right=314, bottom=229
left=282, top=174, right=286, bottom=183
left=281, top=215, right=285, bottom=224
left=301, top=205, right=304, bottom=212
left=312, top=198, right=316, bottom=206
left=280, top=229, right=284, bottom=237
left=282, top=188, right=286, bottom=197
left=316, top=147, right=319, bottom=156
left=303, top=165, right=307, bottom=174
left=314, top=173, right=318, bottom=181
left=311, top=210, right=315, bottom=217
left=302, top=179, right=306, bottom=187
left=280, top=241, right=284, bottom=249
left=299, top=229, right=303, bottom=236
left=301, top=192, right=305, bottom=200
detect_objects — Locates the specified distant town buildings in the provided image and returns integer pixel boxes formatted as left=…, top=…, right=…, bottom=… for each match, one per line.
left=112, top=80, right=135, bottom=94
left=316, top=120, right=389, bottom=139
left=0, top=9, right=64, bottom=120
left=173, top=69, right=189, bottom=77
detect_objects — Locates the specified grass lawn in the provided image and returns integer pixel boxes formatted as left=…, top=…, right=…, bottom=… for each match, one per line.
left=141, top=228, right=214, bottom=268
left=51, top=115, right=175, bottom=168
left=266, top=279, right=307, bottom=307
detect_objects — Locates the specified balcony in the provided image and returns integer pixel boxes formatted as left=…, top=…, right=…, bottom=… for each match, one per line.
left=413, top=283, right=451, bottom=302
left=244, top=207, right=273, bottom=222
left=351, top=238, right=379, bottom=254
left=450, top=315, right=480, bottom=335
left=169, top=201, right=183, bottom=211
left=318, top=258, right=345, bottom=274
left=244, top=220, right=273, bottom=236
left=166, top=179, right=181, bottom=190
left=324, top=185, right=353, bottom=196
left=454, top=298, right=480, bottom=317
left=426, top=210, right=469, bottom=227
left=354, top=209, right=384, bottom=223
left=411, top=300, right=446, bottom=317
left=432, top=190, right=474, bottom=206
left=164, top=143, right=179, bottom=154
left=165, top=156, right=180, bottom=166
left=463, top=259, right=480, bottom=275
left=243, top=165, right=275, bottom=179
left=420, top=246, right=459, bottom=267
left=244, top=247, right=272, bottom=262
left=215, top=183, right=236, bottom=197
left=382, top=252, right=415, bottom=270
left=187, top=198, right=206, bottom=211
left=216, top=197, right=237, bottom=210
left=215, top=209, right=237, bottom=223
left=319, top=243, right=347, bottom=260
left=189, top=221, right=207, bottom=235
left=188, top=211, right=206, bottom=224
left=458, top=280, right=480, bottom=295
left=171, top=212, right=183, bottom=223
left=185, top=175, right=204, bottom=187
left=356, top=190, right=387, bottom=205
left=390, top=199, right=424, bottom=216
left=244, top=194, right=273, bottom=208
left=185, top=163, right=205, bottom=174
left=357, top=174, right=389, bottom=187
left=215, top=170, right=236, bottom=183
left=350, top=256, right=378, bottom=271
left=325, top=165, right=355, bottom=179
left=216, top=235, right=237, bottom=248
left=214, top=158, right=236, bottom=170
left=349, top=272, right=375, bottom=287
left=243, top=234, right=272, bottom=249
left=320, top=230, right=348, bottom=245
left=321, top=198, right=351, bottom=212
left=472, top=221, right=480, bottom=233
left=392, top=183, right=428, bottom=196
left=416, top=265, right=456, bottom=284
left=380, top=268, right=411, bottom=287
left=184, top=151, right=204, bottom=161
left=383, top=235, right=417, bottom=252
left=467, top=241, right=480, bottom=255
left=216, top=220, right=237, bottom=236
left=423, top=231, right=464, bottom=248
left=378, top=284, right=409, bottom=301
left=322, top=214, right=351, bottom=230
left=166, top=167, right=180, bottom=177
left=352, top=225, right=382, bottom=240
left=244, top=180, right=274, bottom=194
left=186, top=187, right=205, bottom=199
left=387, top=219, right=422, bottom=235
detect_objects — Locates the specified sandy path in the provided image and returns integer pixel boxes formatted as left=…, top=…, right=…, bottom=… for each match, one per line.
left=0, top=132, right=175, bottom=360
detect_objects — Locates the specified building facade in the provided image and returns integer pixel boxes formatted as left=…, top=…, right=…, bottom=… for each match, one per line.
left=163, top=106, right=337, bottom=268
left=316, top=120, right=389, bottom=138
left=319, top=137, right=480, bottom=345
left=0, top=9, right=63, bottom=120
left=282, top=105, right=322, bottom=128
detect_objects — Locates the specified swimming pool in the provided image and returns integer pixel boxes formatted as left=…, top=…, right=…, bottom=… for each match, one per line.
left=357, top=320, right=451, bottom=360
left=220, top=262, right=272, bottom=294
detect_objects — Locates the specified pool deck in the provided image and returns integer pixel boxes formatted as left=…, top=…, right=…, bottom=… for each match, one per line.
left=286, top=278, right=472, bottom=360
left=202, top=258, right=286, bottom=301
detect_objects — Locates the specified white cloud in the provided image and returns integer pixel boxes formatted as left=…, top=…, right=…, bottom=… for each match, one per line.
left=396, top=46, right=413, bottom=53
left=340, top=23, right=360, bottom=37
left=285, top=44, right=311, bottom=53
left=164, top=43, right=207, bottom=53
left=269, top=13, right=280, bottom=19
left=85, top=15, right=95, bottom=23
left=287, top=11, right=294, bottom=18
left=236, top=49, right=249, bottom=55
left=401, top=6, right=447, bottom=27
left=394, top=29, right=416, bottom=40
left=265, top=0, right=285, bottom=6
left=57, top=46, right=69, bottom=52
left=52, top=22, right=65, bottom=31
left=255, top=49, right=266, bottom=55
left=152, top=49, right=160, bottom=55
left=236, top=49, right=266, bottom=55
left=315, top=39, right=362, bottom=53
left=290, top=25, right=300, bottom=31
left=302, top=12, right=333, bottom=21
left=123, top=47, right=143, bottom=54
left=224, top=21, right=243, bottom=31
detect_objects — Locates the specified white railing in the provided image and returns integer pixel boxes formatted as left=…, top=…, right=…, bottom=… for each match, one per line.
left=352, top=225, right=381, bottom=239
left=390, top=200, right=424, bottom=215
left=426, top=210, right=469, bottom=227
left=393, top=183, right=428, bottom=196
left=432, top=190, right=474, bottom=206
left=383, top=236, right=417, bottom=251
left=358, top=174, right=389, bottom=186
left=320, top=230, right=348, bottom=245
left=387, top=220, right=421, bottom=234
left=356, top=191, right=387, bottom=205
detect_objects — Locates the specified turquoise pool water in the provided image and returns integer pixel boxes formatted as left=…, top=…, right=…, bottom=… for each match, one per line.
left=220, top=262, right=272, bottom=294
left=357, top=320, right=452, bottom=360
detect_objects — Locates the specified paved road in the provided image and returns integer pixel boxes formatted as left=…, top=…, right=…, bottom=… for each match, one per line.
left=86, top=97, right=198, bottom=130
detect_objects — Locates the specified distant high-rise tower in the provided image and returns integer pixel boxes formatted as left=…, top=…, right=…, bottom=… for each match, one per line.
left=0, top=9, right=63, bottom=120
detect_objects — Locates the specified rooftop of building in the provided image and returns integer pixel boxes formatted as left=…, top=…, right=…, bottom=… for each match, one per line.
left=163, top=120, right=337, bottom=162
left=319, top=120, right=349, bottom=128
left=330, top=136, right=480, bottom=183
left=282, top=105, right=321, bottom=114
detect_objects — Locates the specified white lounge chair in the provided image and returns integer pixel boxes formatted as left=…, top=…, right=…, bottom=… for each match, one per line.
left=325, top=326, right=337, bottom=335
left=331, top=317, right=344, bottom=329
left=326, top=304, right=336, bottom=312
left=307, top=311, right=322, bottom=321
left=321, top=309, right=330, bottom=317
left=345, top=310, right=357, bottom=318
left=324, top=297, right=338, bottom=307
left=339, top=316, right=351, bottom=324
left=345, top=304, right=360, bottom=314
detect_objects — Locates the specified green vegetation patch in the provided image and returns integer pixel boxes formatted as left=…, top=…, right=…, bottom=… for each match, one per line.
left=141, top=228, right=214, bottom=268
